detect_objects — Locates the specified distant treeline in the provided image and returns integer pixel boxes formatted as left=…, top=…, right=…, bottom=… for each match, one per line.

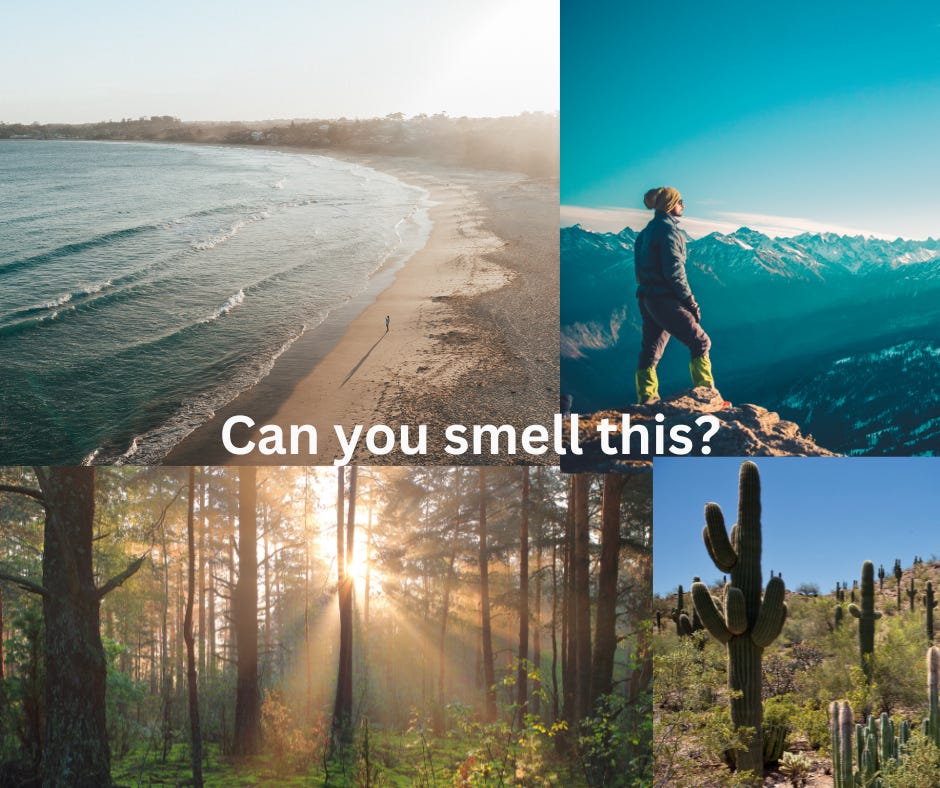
left=0, top=112, right=559, bottom=178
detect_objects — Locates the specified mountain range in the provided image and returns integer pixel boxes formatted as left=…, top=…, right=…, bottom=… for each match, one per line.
left=561, top=224, right=940, bottom=455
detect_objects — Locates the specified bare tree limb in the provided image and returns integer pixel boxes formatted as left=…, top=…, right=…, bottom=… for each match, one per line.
left=0, top=570, right=48, bottom=597
left=97, top=554, right=147, bottom=599
left=0, top=484, right=45, bottom=506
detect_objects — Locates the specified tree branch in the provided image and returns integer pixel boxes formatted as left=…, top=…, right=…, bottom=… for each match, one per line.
left=0, top=569, right=48, bottom=597
left=97, top=554, right=147, bottom=599
left=0, top=484, right=46, bottom=506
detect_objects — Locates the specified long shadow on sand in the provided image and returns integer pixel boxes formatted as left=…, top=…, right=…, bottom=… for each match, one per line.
left=341, top=333, right=388, bottom=387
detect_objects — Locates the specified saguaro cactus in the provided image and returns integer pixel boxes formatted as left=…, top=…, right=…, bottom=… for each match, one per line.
left=926, top=582, right=937, bottom=643
left=671, top=584, right=692, bottom=636
left=830, top=700, right=854, bottom=788
left=849, top=561, right=882, bottom=681
left=908, top=576, right=917, bottom=612
left=928, top=646, right=940, bottom=747
left=894, top=559, right=903, bottom=610
left=878, top=564, right=885, bottom=592
left=692, top=461, right=786, bottom=778
left=834, top=604, right=844, bottom=629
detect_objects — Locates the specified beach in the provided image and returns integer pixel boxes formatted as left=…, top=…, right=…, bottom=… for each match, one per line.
left=166, top=152, right=559, bottom=466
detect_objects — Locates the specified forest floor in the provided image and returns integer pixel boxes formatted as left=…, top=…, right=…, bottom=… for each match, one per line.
left=111, top=733, right=590, bottom=787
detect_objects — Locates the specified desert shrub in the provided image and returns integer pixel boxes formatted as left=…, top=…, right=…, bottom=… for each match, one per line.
left=654, top=637, right=755, bottom=787
left=870, top=613, right=929, bottom=714
left=880, top=730, right=940, bottom=788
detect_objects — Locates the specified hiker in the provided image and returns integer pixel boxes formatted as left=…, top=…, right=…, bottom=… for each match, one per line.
left=385, top=315, right=390, bottom=332
left=633, top=186, right=719, bottom=404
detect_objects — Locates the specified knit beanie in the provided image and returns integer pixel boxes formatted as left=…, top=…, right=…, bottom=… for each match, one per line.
left=643, top=186, right=682, bottom=213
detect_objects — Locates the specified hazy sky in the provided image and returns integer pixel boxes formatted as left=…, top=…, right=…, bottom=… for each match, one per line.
left=2, top=0, right=559, bottom=124
left=653, top=458, right=940, bottom=596
left=563, top=2, right=940, bottom=240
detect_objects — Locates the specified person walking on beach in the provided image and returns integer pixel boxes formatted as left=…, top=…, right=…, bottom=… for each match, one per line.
left=633, top=186, right=721, bottom=404
left=385, top=315, right=390, bottom=332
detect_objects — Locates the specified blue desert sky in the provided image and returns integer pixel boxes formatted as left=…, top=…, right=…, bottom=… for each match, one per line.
left=1, top=0, right=558, bottom=124
left=653, top=458, right=940, bottom=597
left=563, top=1, right=940, bottom=240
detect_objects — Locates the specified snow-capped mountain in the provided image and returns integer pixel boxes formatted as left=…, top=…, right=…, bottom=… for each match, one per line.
left=561, top=224, right=940, bottom=455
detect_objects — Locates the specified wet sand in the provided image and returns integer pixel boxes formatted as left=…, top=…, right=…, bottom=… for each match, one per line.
left=165, top=153, right=559, bottom=465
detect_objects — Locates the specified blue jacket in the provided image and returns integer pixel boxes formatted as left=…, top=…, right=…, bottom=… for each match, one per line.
left=634, top=211, right=694, bottom=303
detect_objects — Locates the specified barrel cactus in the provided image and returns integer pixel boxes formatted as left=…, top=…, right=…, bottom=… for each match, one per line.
left=691, top=461, right=786, bottom=778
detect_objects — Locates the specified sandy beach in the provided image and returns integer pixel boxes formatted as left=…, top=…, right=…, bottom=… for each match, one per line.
left=165, top=152, right=558, bottom=466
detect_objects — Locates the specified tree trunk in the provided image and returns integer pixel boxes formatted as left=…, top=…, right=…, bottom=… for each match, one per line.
left=233, top=467, right=260, bottom=756
left=35, top=467, right=142, bottom=786
left=0, top=584, right=4, bottom=683
left=198, top=469, right=207, bottom=679
left=479, top=469, right=497, bottom=722
left=574, top=474, right=592, bottom=722
left=532, top=467, right=543, bottom=720
left=562, top=477, right=576, bottom=727
left=184, top=469, right=204, bottom=787
left=516, top=467, right=530, bottom=724
left=303, top=468, right=313, bottom=722
left=332, top=466, right=356, bottom=744
left=436, top=469, right=460, bottom=732
left=591, top=474, right=627, bottom=704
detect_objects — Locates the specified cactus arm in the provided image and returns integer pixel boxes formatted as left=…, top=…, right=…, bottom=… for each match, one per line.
left=703, top=502, right=737, bottom=571
left=691, top=581, right=732, bottom=643
left=848, top=604, right=861, bottom=618
left=724, top=587, right=748, bottom=636
left=752, top=576, right=787, bottom=648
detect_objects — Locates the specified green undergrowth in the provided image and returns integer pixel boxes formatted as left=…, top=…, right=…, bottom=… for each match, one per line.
left=111, top=724, right=590, bottom=787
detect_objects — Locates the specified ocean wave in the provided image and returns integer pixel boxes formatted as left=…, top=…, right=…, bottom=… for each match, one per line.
left=0, top=223, right=157, bottom=277
left=191, top=212, right=270, bottom=251
left=199, top=289, right=245, bottom=323
left=98, top=325, right=306, bottom=465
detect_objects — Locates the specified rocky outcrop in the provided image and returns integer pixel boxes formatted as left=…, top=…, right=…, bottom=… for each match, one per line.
left=561, top=387, right=838, bottom=472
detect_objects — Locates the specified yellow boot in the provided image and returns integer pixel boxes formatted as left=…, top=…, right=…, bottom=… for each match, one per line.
left=689, top=355, right=715, bottom=389
left=635, top=367, right=659, bottom=404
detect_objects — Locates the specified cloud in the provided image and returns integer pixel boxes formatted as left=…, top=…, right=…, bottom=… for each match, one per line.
left=561, top=204, right=901, bottom=240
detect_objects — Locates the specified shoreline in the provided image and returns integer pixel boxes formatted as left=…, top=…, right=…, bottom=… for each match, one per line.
left=165, top=149, right=559, bottom=466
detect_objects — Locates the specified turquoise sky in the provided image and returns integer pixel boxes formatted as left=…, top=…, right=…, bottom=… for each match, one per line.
left=563, top=2, right=940, bottom=239
left=653, top=458, right=940, bottom=596
left=1, top=0, right=558, bottom=123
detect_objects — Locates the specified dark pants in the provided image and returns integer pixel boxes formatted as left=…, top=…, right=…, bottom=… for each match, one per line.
left=637, top=294, right=711, bottom=369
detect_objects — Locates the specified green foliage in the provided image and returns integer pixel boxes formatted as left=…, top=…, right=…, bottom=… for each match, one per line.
left=447, top=702, right=567, bottom=787
left=870, top=614, right=930, bottom=714
left=653, top=637, right=755, bottom=786
left=260, top=690, right=327, bottom=777
left=578, top=693, right=651, bottom=788
left=0, top=604, right=44, bottom=769
left=879, top=730, right=940, bottom=788
left=103, top=637, right=147, bottom=759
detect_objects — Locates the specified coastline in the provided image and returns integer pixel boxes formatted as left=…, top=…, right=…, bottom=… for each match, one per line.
left=165, top=150, right=559, bottom=466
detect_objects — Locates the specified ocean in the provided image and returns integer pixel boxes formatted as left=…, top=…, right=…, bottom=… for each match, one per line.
left=0, top=140, right=431, bottom=464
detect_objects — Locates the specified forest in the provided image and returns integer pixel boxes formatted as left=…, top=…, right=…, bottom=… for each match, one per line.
left=0, top=465, right=650, bottom=787
left=653, top=462, right=940, bottom=787
left=0, top=112, right=560, bottom=179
